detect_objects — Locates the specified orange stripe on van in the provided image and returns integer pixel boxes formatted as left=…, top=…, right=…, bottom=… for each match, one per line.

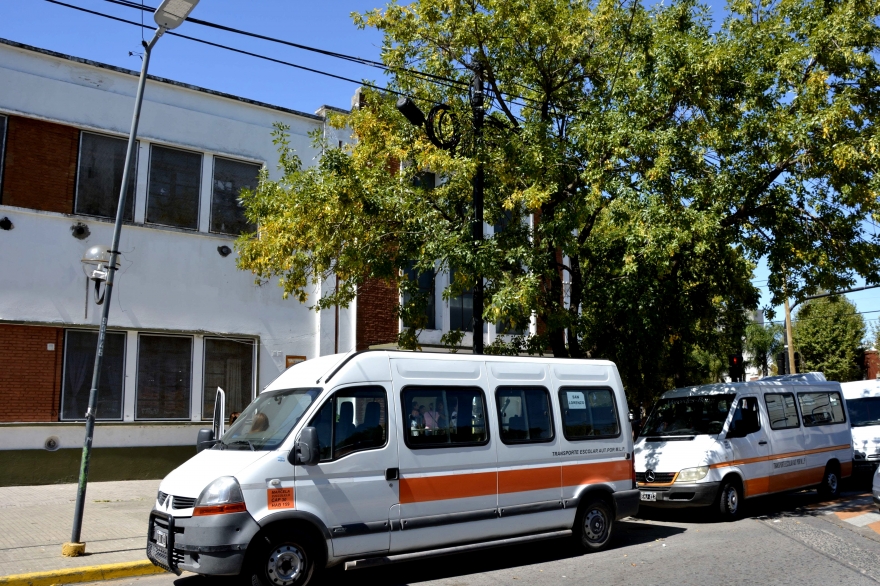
left=399, top=471, right=497, bottom=504
left=840, top=461, right=852, bottom=478
left=709, top=444, right=850, bottom=469
left=498, top=466, right=561, bottom=494
left=744, top=466, right=826, bottom=498
left=562, top=459, right=631, bottom=488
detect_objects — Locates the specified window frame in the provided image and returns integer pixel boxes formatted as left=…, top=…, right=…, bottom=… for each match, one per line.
left=74, top=131, right=138, bottom=221
left=308, top=385, right=389, bottom=462
left=797, top=391, right=847, bottom=427
left=134, top=332, right=194, bottom=421
left=764, top=392, right=801, bottom=430
left=400, top=385, right=490, bottom=450
left=0, top=114, right=7, bottom=195
left=200, top=336, right=258, bottom=421
left=209, top=155, right=262, bottom=236
left=59, top=328, right=127, bottom=422
left=494, top=385, right=555, bottom=445
left=557, top=386, right=622, bottom=441
left=145, top=143, right=203, bottom=230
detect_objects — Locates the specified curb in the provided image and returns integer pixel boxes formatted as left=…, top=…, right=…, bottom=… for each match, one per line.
left=0, top=560, right=166, bottom=586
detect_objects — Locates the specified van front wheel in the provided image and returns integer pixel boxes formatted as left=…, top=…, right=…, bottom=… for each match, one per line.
left=575, top=498, right=613, bottom=552
left=717, top=479, right=742, bottom=521
left=249, top=531, right=318, bottom=586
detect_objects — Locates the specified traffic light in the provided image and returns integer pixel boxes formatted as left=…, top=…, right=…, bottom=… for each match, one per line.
left=776, top=352, right=787, bottom=375
left=794, top=352, right=802, bottom=373
left=729, top=353, right=745, bottom=382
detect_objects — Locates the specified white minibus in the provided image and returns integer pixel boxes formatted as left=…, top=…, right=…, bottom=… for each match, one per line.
left=841, top=379, right=880, bottom=474
left=634, top=374, right=852, bottom=520
left=146, top=351, right=638, bottom=585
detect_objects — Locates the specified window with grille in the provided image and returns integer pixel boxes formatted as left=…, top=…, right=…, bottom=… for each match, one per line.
left=147, top=144, right=202, bottom=229
left=202, top=337, right=255, bottom=420
left=211, top=157, right=260, bottom=235
left=136, top=334, right=193, bottom=420
left=60, top=330, right=125, bottom=421
left=76, top=132, right=137, bottom=220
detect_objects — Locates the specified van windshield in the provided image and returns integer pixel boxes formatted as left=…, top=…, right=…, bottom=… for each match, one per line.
left=217, top=387, right=322, bottom=451
left=846, top=397, right=880, bottom=428
left=642, top=394, right=735, bottom=437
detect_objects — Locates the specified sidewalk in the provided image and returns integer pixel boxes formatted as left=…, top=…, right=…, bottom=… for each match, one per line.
left=0, top=479, right=160, bottom=577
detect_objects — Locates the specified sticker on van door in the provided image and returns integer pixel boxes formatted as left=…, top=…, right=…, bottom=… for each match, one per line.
left=268, top=488, right=294, bottom=510
left=566, top=392, right=587, bottom=409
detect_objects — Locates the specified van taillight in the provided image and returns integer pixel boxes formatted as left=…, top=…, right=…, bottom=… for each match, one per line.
left=630, top=453, right=636, bottom=489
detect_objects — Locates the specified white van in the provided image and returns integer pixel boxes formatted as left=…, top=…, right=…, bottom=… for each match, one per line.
left=634, top=374, right=852, bottom=520
left=146, top=351, right=638, bottom=585
left=841, top=379, right=880, bottom=474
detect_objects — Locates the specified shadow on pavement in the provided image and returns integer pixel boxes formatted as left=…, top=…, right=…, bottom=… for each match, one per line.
left=168, top=521, right=685, bottom=586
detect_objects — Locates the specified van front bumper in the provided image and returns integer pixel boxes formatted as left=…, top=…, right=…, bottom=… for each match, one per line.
left=147, top=509, right=261, bottom=576
left=637, top=482, right=720, bottom=508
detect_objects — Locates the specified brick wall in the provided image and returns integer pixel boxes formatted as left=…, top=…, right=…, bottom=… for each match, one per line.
left=866, top=350, right=879, bottom=381
left=1, top=116, right=79, bottom=213
left=0, top=324, right=64, bottom=422
left=356, top=277, right=400, bottom=351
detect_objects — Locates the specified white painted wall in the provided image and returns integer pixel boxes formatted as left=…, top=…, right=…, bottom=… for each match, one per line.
left=0, top=41, right=357, bottom=448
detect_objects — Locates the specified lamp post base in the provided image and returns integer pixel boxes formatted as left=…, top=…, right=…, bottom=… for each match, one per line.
left=62, top=542, right=86, bottom=557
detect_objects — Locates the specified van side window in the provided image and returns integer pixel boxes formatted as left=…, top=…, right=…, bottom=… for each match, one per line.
left=496, top=387, right=554, bottom=444
left=797, top=391, right=846, bottom=426
left=558, top=387, right=620, bottom=440
left=727, top=397, right=761, bottom=438
left=401, top=386, right=488, bottom=448
left=307, top=386, right=388, bottom=461
left=764, top=393, right=800, bottom=430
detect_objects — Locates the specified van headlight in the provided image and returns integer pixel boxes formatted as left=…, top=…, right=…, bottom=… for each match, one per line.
left=193, top=476, right=246, bottom=516
left=675, top=466, right=709, bottom=483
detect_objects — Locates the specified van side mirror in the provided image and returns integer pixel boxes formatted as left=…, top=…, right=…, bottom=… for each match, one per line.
left=291, top=427, right=320, bottom=466
left=196, top=428, right=215, bottom=453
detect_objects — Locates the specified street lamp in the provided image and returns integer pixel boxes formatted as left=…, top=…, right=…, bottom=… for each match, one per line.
left=62, top=0, right=201, bottom=558
left=395, top=65, right=484, bottom=354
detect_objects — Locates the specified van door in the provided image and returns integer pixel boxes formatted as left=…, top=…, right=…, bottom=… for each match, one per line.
left=391, top=374, right=497, bottom=553
left=724, top=395, right=771, bottom=498
left=294, top=384, right=398, bottom=557
left=763, top=389, right=807, bottom=494
left=489, top=363, right=565, bottom=536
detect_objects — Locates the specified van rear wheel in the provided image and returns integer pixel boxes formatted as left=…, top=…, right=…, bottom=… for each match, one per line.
left=574, top=497, right=613, bottom=552
left=818, top=464, right=840, bottom=499
left=249, top=530, right=319, bottom=586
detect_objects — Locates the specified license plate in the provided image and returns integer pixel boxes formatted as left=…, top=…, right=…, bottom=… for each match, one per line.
left=154, top=528, right=168, bottom=548
left=640, top=491, right=657, bottom=502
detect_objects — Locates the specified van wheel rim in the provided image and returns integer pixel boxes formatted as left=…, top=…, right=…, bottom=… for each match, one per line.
left=584, top=507, right=608, bottom=543
left=725, top=487, right=739, bottom=514
left=267, top=545, right=304, bottom=585
left=826, top=473, right=838, bottom=493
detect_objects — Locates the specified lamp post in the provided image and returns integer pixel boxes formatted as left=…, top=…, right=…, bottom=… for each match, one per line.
left=395, top=64, right=486, bottom=354
left=62, top=0, right=201, bottom=558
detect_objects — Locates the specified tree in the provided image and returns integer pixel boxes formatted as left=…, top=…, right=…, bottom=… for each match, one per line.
left=792, top=296, right=866, bottom=381
left=237, top=0, right=880, bottom=405
left=744, top=322, right=784, bottom=377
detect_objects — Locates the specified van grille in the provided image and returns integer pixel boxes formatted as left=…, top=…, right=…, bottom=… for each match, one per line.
left=171, top=496, right=197, bottom=510
left=636, top=472, right=676, bottom=484
left=156, top=491, right=168, bottom=506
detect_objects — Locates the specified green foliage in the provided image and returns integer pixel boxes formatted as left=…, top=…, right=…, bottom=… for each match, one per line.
left=744, top=322, right=785, bottom=377
left=236, top=0, right=880, bottom=405
left=792, top=296, right=867, bottom=381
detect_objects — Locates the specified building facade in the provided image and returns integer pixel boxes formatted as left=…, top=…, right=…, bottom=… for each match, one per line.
left=0, top=38, right=402, bottom=485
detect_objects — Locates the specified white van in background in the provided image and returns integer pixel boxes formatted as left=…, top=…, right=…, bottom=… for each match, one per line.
left=146, top=351, right=638, bottom=586
left=634, top=374, right=852, bottom=520
left=841, top=379, right=880, bottom=474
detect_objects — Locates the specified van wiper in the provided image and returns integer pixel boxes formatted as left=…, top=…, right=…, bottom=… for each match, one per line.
left=225, top=440, right=255, bottom=451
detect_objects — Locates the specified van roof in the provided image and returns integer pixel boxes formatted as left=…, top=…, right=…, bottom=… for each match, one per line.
left=840, top=379, right=880, bottom=400
left=661, top=373, right=836, bottom=399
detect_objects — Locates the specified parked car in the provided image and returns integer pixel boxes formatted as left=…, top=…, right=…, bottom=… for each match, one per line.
left=634, top=373, right=852, bottom=520
left=147, top=351, right=638, bottom=585
left=841, top=379, right=880, bottom=474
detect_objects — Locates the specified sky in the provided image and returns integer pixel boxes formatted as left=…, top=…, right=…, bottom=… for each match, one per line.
left=1, top=0, right=876, bottom=340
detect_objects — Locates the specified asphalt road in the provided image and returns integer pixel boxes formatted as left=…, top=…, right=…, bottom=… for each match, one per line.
left=82, top=482, right=880, bottom=586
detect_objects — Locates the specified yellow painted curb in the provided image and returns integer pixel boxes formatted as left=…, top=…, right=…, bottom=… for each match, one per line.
left=0, top=560, right=166, bottom=586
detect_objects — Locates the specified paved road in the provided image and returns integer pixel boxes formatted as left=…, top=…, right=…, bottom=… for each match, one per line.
left=79, top=482, right=880, bottom=586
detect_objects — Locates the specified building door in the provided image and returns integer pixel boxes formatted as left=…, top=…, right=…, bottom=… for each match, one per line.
left=295, top=384, right=398, bottom=557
